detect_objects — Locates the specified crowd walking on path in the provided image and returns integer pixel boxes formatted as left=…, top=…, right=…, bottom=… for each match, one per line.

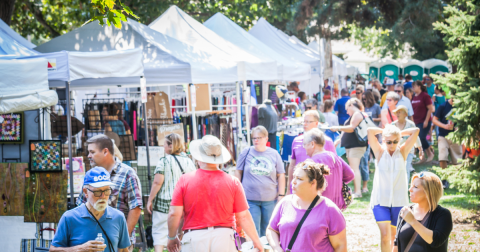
left=49, top=74, right=465, bottom=252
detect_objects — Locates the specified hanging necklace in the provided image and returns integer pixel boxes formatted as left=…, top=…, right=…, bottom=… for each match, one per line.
left=3, top=164, right=13, bottom=213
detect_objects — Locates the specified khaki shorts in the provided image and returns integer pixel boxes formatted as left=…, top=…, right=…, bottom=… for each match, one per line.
left=438, top=136, right=462, bottom=164
left=346, top=147, right=367, bottom=159
left=181, top=227, right=237, bottom=252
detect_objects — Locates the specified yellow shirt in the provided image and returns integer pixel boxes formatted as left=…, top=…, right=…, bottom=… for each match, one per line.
left=380, top=92, right=388, bottom=107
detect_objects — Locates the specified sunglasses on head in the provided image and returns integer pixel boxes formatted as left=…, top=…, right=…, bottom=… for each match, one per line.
left=385, top=140, right=399, bottom=145
left=419, top=172, right=426, bottom=178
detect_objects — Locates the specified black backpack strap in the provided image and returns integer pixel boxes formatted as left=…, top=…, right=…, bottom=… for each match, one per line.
left=172, top=155, right=185, bottom=174
left=240, top=147, right=252, bottom=183
left=85, top=205, right=115, bottom=252
left=286, top=195, right=320, bottom=251
left=388, top=108, right=394, bottom=122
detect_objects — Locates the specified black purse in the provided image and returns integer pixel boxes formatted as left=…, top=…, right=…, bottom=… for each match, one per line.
left=286, top=195, right=320, bottom=251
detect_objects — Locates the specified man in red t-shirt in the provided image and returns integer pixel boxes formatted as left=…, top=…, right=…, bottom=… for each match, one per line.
left=166, top=135, right=264, bottom=252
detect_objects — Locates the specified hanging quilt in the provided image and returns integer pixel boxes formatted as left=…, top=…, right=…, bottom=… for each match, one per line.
left=24, top=171, right=68, bottom=223
left=0, top=112, right=24, bottom=144
left=0, top=163, right=27, bottom=216
left=29, top=140, right=62, bottom=172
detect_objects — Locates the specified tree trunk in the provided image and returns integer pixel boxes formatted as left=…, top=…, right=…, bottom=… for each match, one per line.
left=0, top=0, right=16, bottom=25
left=23, top=0, right=60, bottom=37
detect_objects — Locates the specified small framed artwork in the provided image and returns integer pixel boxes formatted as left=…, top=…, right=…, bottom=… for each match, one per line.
left=29, top=140, right=62, bottom=172
left=0, top=112, right=24, bottom=144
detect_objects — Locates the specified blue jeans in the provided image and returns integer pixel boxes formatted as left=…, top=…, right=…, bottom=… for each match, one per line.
left=360, top=145, right=370, bottom=182
left=406, top=153, right=414, bottom=183
left=416, top=121, right=432, bottom=150
left=247, top=199, right=276, bottom=237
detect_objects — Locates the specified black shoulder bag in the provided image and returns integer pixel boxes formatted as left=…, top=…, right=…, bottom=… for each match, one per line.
left=240, top=147, right=252, bottom=182
left=286, top=195, right=320, bottom=252
left=85, top=205, right=115, bottom=252
left=172, top=155, right=185, bottom=174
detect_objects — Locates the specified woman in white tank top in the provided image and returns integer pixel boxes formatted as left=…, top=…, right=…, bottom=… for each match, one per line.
left=367, top=124, right=420, bottom=252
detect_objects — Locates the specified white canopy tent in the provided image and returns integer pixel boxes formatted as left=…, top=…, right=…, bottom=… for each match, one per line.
left=35, top=19, right=238, bottom=85
left=149, top=5, right=278, bottom=81
left=0, top=19, right=38, bottom=56
left=204, top=13, right=311, bottom=82
left=0, top=58, right=58, bottom=114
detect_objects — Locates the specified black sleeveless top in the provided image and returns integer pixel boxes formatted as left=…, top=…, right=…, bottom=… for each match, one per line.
left=341, top=115, right=368, bottom=149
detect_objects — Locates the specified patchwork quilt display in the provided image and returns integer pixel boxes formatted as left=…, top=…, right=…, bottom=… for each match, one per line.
left=0, top=113, right=24, bottom=144
left=29, top=140, right=62, bottom=172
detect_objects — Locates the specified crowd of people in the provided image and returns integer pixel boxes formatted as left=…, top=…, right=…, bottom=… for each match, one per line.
left=48, top=74, right=460, bottom=252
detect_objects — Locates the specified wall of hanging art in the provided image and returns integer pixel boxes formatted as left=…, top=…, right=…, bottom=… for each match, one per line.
left=0, top=163, right=27, bottom=216
left=29, top=140, right=62, bottom=172
left=62, top=157, right=86, bottom=194
left=0, top=112, right=24, bottom=144
left=24, top=171, right=68, bottom=223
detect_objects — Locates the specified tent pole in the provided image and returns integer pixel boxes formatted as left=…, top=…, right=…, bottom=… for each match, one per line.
left=235, top=81, right=242, bottom=159
left=142, top=103, right=152, bottom=190
left=190, top=84, right=197, bottom=140
left=66, top=81, right=75, bottom=209
left=244, top=80, right=250, bottom=145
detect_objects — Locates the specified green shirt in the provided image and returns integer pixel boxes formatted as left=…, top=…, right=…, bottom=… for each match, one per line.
left=317, top=110, right=326, bottom=123
left=153, top=153, right=196, bottom=213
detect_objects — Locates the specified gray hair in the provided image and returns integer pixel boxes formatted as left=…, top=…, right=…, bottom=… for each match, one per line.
left=395, top=84, right=404, bottom=91
left=251, top=125, right=268, bottom=137
left=303, top=128, right=325, bottom=147
left=386, top=91, right=400, bottom=102
left=305, top=99, right=317, bottom=107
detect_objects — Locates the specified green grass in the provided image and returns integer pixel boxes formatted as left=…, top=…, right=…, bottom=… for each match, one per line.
left=342, top=144, right=479, bottom=218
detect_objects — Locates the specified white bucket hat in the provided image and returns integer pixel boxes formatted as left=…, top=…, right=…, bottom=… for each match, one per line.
left=189, top=135, right=231, bottom=164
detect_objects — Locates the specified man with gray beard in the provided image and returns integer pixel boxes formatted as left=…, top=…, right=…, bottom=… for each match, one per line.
left=50, top=167, right=131, bottom=252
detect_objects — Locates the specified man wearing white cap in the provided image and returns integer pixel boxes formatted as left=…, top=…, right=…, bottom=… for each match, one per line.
left=51, top=167, right=131, bottom=252
left=166, top=135, right=264, bottom=252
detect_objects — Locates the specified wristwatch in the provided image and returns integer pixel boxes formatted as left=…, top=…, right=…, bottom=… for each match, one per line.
left=167, top=234, right=177, bottom=240
left=278, top=194, right=285, bottom=196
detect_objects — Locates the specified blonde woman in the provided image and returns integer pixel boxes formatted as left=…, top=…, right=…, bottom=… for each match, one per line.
left=394, top=172, right=453, bottom=252
left=330, top=98, right=368, bottom=198
left=367, top=124, right=419, bottom=252
left=235, top=125, right=285, bottom=237
left=146, top=133, right=196, bottom=252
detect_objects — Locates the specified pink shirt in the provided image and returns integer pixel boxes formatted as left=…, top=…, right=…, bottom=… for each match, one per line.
left=270, top=196, right=346, bottom=251
left=291, top=134, right=336, bottom=163
left=307, top=152, right=354, bottom=210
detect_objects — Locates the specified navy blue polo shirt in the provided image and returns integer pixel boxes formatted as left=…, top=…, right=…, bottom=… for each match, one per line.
left=434, top=100, right=454, bottom=137
left=334, top=95, right=351, bottom=125
left=52, top=204, right=130, bottom=251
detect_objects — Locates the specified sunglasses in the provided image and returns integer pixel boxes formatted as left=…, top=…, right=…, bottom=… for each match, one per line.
left=394, top=90, right=402, bottom=93
left=419, top=172, right=426, bottom=178
left=87, top=188, right=112, bottom=197
left=306, top=106, right=312, bottom=110
left=385, top=140, right=399, bottom=145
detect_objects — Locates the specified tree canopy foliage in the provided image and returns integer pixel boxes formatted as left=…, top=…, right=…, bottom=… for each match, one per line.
left=286, top=0, right=451, bottom=60
left=431, top=0, right=480, bottom=194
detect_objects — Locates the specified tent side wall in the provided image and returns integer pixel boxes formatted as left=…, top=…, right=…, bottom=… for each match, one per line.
left=380, top=64, right=399, bottom=81
left=403, top=65, right=424, bottom=81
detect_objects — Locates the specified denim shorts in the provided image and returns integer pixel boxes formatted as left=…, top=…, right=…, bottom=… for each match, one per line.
left=372, top=205, right=403, bottom=227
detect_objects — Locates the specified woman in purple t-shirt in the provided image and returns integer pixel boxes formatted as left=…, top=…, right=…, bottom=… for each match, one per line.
left=302, top=128, right=355, bottom=210
left=266, top=162, right=347, bottom=252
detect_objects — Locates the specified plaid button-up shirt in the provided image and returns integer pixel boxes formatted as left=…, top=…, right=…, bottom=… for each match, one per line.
left=77, top=161, right=143, bottom=242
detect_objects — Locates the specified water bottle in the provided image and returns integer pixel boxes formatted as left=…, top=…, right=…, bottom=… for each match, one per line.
left=95, top=233, right=105, bottom=244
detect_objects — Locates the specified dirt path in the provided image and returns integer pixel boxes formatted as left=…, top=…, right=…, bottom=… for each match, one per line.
left=345, top=208, right=480, bottom=251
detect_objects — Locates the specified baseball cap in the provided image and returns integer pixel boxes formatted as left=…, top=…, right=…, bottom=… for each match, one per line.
left=83, top=167, right=115, bottom=188
left=385, top=78, right=397, bottom=85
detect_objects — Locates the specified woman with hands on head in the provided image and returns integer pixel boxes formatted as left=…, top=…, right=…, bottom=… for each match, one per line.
left=393, top=172, right=453, bottom=252
left=329, top=98, right=368, bottom=198
left=266, top=162, right=347, bottom=252
left=367, top=124, right=419, bottom=252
